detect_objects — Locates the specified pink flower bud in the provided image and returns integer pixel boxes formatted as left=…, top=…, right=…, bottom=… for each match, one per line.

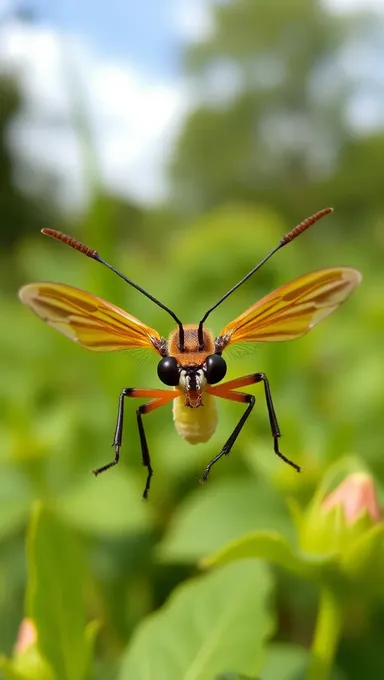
left=322, top=473, right=381, bottom=525
left=14, top=618, right=37, bottom=655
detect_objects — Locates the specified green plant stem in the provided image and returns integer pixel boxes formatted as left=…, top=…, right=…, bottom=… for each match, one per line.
left=307, top=586, right=344, bottom=680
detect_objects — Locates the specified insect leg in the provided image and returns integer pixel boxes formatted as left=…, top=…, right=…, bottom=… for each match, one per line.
left=200, top=388, right=255, bottom=483
left=135, top=394, right=177, bottom=499
left=92, top=388, right=177, bottom=498
left=208, top=373, right=302, bottom=472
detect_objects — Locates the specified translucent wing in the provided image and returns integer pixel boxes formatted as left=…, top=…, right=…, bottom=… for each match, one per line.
left=218, top=268, right=362, bottom=347
left=19, top=283, right=162, bottom=353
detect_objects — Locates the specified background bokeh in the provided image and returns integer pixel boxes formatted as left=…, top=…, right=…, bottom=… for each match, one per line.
left=1, top=1, right=384, bottom=678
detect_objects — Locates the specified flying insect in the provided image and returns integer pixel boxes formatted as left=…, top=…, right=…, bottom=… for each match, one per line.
left=19, top=208, right=362, bottom=497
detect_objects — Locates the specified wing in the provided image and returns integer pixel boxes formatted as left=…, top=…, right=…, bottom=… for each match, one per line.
left=19, top=283, right=162, bottom=353
left=217, top=268, right=362, bottom=348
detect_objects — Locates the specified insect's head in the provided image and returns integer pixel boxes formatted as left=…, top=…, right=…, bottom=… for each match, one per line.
left=157, top=353, right=227, bottom=388
left=157, top=353, right=227, bottom=406
left=156, top=324, right=227, bottom=406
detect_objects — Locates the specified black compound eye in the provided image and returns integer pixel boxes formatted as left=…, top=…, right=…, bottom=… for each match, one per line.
left=205, top=354, right=227, bottom=384
left=157, top=356, right=179, bottom=386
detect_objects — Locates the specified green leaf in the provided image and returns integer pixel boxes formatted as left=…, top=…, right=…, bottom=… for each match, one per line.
left=202, top=530, right=322, bottom=579
left=55, top=469, right=153, bottom=537
left=27, top=502, right=87, bottom=680
left=157, top=478, right=292, bottom=563
left=119, top=561, right=275, bottom=680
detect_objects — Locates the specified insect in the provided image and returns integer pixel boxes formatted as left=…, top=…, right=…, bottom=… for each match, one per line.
left=19, top=208, right=361, bottom=498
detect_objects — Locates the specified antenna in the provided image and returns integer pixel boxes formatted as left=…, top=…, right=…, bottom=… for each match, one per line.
left=41, top=229, right=185, bottom=351
left=198, top=207, right=333, bottom=349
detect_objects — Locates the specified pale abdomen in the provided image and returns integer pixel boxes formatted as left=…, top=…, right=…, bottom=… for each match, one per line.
left=173, top=392, right=218, bottom=444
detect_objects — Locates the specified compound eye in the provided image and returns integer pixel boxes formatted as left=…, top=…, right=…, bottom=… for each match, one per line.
left=157, top=356, right=179, bottom=386
left=205, top=354, right=227, bottom=384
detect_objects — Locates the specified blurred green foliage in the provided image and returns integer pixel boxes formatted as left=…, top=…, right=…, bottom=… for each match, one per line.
left=1, top=1, right=384, bottom=679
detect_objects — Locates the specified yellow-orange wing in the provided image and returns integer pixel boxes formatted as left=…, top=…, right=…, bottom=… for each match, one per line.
left=19, top=283, right=162, bottom=353
left=218, top=267, right=361, bottom=347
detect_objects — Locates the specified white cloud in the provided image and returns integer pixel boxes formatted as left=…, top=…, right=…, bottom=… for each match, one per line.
left=325, top=0, right=384, bottom=12
left=0, top=21, right=190, bottom=209
left=173, top=0, right=214, bottom=42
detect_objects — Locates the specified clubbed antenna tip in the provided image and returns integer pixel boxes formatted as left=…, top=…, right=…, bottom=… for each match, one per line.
left=279, top=207, right=333, bottom=246
left=41, top=228, right=98, bottom=259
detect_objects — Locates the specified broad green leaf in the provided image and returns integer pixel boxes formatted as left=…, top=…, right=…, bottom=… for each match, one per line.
left=203, top=530, right=331, bottom=579
left=27, top=503, right=87, bottom=680
left=55, top=469, right=153, bottom=537
left=119, top=561, right=275, bottom=680
left=157, top=478, right=292, bottom=563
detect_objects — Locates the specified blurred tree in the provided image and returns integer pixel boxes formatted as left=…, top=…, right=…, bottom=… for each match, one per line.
left=170, top=0, right=384, bottom=228
left=0, top=72, right=58, bottom=249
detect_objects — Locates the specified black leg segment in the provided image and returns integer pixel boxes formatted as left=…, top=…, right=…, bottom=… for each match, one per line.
left=204, top=371, right=303, bottom=481
left=254, top=372, right=303, bottom=473
left=92, top=388, right=130, bottom=477
left=136, top=406, right=153, bottom=499
left=200, top=394, right=255, bottom=483
left=92, top=387, right=161, bottom=499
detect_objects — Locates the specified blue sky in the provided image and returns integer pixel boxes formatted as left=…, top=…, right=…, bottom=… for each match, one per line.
left=18, top=0, right=192, bottom=77
left=22, top=0, right=384, bottom=68
left=5, top=0, right=384, bottom=79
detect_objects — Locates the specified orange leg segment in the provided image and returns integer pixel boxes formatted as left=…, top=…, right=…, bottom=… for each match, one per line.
left=92, top=387, right=177, bottom=498
left=204, top=372, right=302, bottom=481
